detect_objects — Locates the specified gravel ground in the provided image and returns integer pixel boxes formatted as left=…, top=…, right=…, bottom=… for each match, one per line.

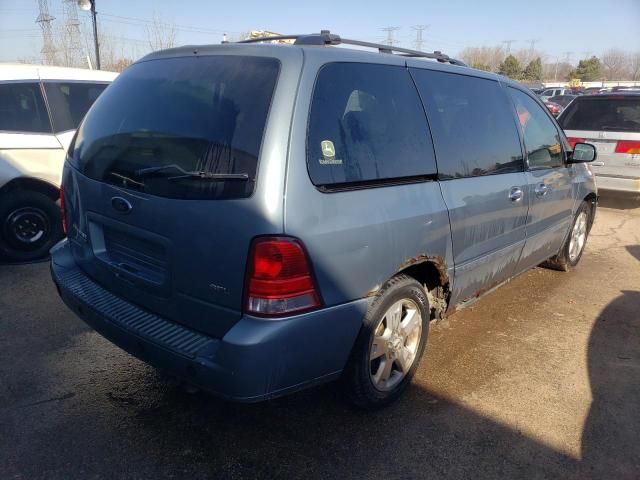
left=1, top=193, right=639, bottom=479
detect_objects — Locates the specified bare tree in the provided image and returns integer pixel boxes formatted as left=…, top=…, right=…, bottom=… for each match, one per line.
left=543, top=61, right=572, bottom=82
left=513, top=48, right=546, bottom=67
left=459, top=45, right=505, bottom=72
left=146, top=12, right=177, bottom=52
left=601, top=48, right=629, bottom=80
left=629, top=52, right=640, bottom=81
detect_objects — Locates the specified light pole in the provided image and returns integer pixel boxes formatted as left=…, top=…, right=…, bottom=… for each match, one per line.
left=78, top=0, right=100, bottom=70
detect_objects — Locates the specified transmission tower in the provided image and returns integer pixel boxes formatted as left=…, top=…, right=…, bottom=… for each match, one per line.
left=502, top=39, right=515, bottom=54
left=412, top=25, right=429, bottom=51
left=35, top=0, right=57, bottom=64
left=381, top=26, right=400, bottom=46
left=62, top=0, right=85, bottom=67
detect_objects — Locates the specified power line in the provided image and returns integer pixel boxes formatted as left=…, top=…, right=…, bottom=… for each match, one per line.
left=412, top=25, right=429, bottom=51
left=381, top=26, right=400, bottom=46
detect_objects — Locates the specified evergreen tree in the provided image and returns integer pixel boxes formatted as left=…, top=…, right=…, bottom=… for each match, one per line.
left=523, top=57, right=543, bottom=81
left=567, top=56, right=602, bottom=81
left=498, top=55, right=522, bottom=80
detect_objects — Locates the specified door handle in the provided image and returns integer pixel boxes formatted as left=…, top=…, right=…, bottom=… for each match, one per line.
left=535, top=184, right=549, bottom=197
left=509, top=187, right=523, bottom=202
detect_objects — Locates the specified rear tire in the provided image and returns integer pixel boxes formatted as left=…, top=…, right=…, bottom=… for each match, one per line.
left=0, top=190, right=63, bottom=263
left=342, top=274, right=430, bottom=409
left=544, top=201, right=591, bottom=272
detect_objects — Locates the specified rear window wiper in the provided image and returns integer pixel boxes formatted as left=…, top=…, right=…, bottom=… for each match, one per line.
left=167, top=172, right=250, bottom=182
left=135, top=164, right=249, bottom=181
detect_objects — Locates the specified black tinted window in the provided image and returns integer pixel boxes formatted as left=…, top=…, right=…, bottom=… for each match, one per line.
left=509, top=88, right=563, bottom=169
left=0, top=82, right=51, bottom=133
left=44, top=82, right=108, bottom=132
left=411, top=69, right=523, bottom=179
left=559, top=97, right=640, bottom=132
left=72, top=56, right=279, bottom=200
left=307, top=63, right=436, bottom=186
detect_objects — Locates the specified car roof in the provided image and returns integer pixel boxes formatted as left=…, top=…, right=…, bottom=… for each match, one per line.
left=138, top=42, right=518, bottom=87
left=0, top=63, right=118, bottom=82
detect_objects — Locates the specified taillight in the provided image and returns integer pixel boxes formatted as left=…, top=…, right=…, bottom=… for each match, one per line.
left=59, top=185, right=68, bottom=235
left=615, top=140, right=640, bottom=154
left=567, top=137, right=585, bottom=149
left=245, top=237, right=321, bottom=316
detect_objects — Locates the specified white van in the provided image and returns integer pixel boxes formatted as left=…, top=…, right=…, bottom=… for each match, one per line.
left=0, top=64, right=117, bottom=261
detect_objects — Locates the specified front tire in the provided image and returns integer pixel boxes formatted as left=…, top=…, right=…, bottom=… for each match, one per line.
left=0, top=190, right=63, bottom=262
left=343, top=274, right=430, bottom=409
left=544, top=201, right=592, bottom=272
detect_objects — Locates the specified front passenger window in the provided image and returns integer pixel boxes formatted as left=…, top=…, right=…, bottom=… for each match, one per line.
left=509, top=88, right=563, bottom=169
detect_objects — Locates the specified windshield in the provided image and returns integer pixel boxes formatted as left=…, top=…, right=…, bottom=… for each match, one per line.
left=559, top=97, right=640, bottom=133
left=69, top=55, right=280, bottom=200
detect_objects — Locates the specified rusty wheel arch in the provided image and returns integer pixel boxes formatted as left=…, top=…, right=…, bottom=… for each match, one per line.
left=396, top=255, right=450, bottom=321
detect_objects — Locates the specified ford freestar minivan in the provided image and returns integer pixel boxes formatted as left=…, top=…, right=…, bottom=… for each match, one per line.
left=51, top=33, right=598, bottom=408
left=0, top=64, right=117, bottom=262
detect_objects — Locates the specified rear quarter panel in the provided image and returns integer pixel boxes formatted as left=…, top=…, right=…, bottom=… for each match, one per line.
left=0, top=132, right=64, bottom=188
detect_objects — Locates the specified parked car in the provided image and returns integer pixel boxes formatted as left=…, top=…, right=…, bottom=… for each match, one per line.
left=544, top=100, right=564, bottom=116
left=559, top=93, right=640, bottom=193
left=51, top=33, right=598, bottom=408
left=582, top=87, right=602, bottom=96
left=0, top=64, right=117, bottom=261
left=539, top=87, right=574, bottom=102
left=549, top=94, right=577, bottom=108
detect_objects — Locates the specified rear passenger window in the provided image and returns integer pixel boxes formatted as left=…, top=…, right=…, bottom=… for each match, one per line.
left=43, top=82, right=108, bottom=133
left=509, top=88, right=563, bottom=169
left=307, top=63, right=436, bottom=186
left=411, top=69, right=524, bottom=179
left=0, top=82, right=51, bottom=133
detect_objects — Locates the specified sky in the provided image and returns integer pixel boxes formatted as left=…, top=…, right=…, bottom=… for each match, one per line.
left=1, top=0, right=639, bottom=64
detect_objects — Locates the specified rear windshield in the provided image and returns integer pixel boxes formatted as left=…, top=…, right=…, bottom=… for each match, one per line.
left=70, top=55, right=280, bottom=200
left=559, top=97, right=640, bottom=132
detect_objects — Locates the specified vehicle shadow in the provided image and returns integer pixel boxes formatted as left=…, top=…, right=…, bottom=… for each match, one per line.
left=597, top=192, right=640, bottom=210
left=90, top=293, right=639, bottom=479
left=625, top=245, right=640, bottom=261
left=3, top=265, right=640, bottom=479
left=581, top=290, right=640, bottom=478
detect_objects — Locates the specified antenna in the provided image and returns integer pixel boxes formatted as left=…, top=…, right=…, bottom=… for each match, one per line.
left=381, top=26, right=400, bottom=46
left=35, top=0, right=57, bottom=65
left=412, top=25, right=429, bottom=51
left=62, top=0, right=84, bottom=67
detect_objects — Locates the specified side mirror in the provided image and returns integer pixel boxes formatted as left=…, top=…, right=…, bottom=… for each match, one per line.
left=569, top=142, right=597, bottom=163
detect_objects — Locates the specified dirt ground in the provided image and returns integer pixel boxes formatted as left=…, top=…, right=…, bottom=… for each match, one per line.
left=1, top=193, right=639, bottom=479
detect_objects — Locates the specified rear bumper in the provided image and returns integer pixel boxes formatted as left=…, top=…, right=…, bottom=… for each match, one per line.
left=50, top=240, right=368, bottom=402
left=595, top=174, right=640, bottom=193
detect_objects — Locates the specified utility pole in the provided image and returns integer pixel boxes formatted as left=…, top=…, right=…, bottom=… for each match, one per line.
left=502, top=39, right=515, bottom=55
left=381, top=26, right=400, bottom=46
left=62, top=0, right=84, bottom=67
left=35, top=0, right=57, bottom=65
left=563, top=51, right=574, bottom=64
left=412, top=25, right=429, bottom=51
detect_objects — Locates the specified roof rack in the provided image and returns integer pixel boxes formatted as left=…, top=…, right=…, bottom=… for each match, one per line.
left=236, top=30, right=467, bottom=67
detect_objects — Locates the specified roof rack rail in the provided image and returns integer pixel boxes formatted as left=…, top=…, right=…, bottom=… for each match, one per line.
left=237, top=30, right=467, bottom=67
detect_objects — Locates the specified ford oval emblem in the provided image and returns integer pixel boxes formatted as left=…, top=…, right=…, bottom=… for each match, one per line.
left=111, top=196, right=132, bottom=214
